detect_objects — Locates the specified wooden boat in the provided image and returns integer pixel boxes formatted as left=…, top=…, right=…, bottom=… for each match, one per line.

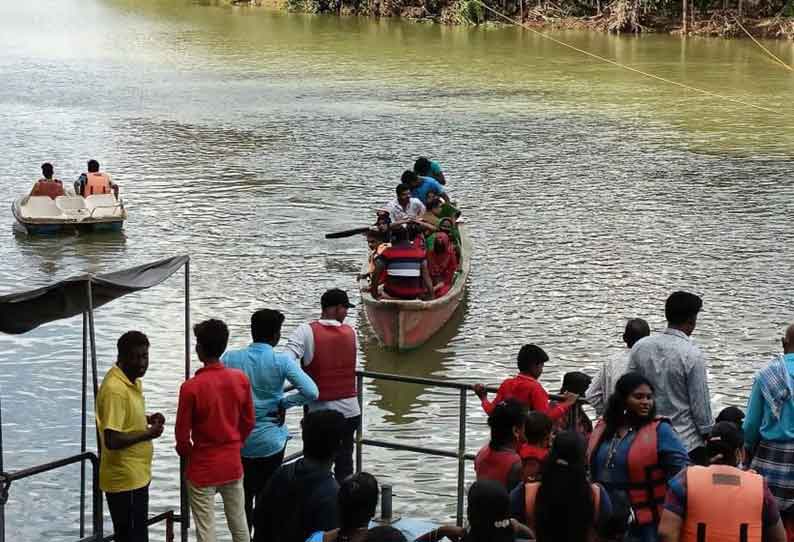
left=359, top=224, right=471, bottom=350
left=12, top=194, right=127, bottom=234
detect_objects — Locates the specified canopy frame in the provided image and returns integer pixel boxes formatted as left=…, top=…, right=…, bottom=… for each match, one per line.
left=0, top=256, right=192, bottom=542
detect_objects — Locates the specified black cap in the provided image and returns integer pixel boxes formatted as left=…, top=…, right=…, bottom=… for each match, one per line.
left=321, top=288, right=355, bottom=309
left=708, top=421, right=744, bottom=450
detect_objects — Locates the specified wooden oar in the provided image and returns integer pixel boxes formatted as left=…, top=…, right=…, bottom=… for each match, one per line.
left=325, top=226, right=371, bottom=239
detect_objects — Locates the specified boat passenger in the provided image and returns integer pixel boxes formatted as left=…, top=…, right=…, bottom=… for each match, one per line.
left=96, top=331, right=165, bottom=542
left=29, top=162, right=65, bottom=199
left=358, top=230, right=390, bottom=283
left=715, top=405, right=745, bottom=427
left=76, top=159, right=118, bottom=198
left=511, top=431, right=612, bottom=542
left=587, top=318, right=651, bottom=417
left=222, top=309, right=319, bottom=537
left=743, top=324, right=794, bottom=540
left=473, top=344, right=578, bottom=420
left=285, top=289, right=360, bottom=483
left=474, top=399, right=525, bottom=491
left=254, top=410, right=345, bottom=542
left=417, top=480, right=532, bottom=542
left=420, top=198, right=443, bottom=229
left=365, top=526, right=407, bottom=542
left=587, top=372, right=689, bottom=542
left=658, top=421, right=786, bottom=542
left=427, top=231, right=458, bottom=298
left=175, top=319, right=255, bottom=542
left=370, top=224, right=433, bottom=301
left=414, top=156, right=446, bottom=185
left=385, top=183, right=426, bottom=226
left=402, top=170, right=446, bottom=206
left=627, top=291, right=713, bottom=466
left=305, top=472, right=379, bottom=542
left=519, top=411, right=552, bottom=482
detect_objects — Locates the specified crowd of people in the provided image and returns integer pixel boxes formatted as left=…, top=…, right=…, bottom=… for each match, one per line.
left=28, top=159, right=118, bottom=199
left=361, top=157, right=461, bottom=301
left=93, top=279, right=794, bottom=542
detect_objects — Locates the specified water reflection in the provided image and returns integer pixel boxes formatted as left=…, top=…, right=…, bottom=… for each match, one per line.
left=360, top=296, right=469, bottom=424
left=13, top=230, right=128, bottom=279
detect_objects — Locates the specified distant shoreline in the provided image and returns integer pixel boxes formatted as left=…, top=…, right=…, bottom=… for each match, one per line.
left=231, top=0, right=794, bottom=41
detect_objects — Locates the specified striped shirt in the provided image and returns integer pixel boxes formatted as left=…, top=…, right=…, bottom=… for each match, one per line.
left=627, top=328, right=714, bottom=452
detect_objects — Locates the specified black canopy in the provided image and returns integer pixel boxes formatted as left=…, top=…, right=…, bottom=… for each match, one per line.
left=0, top=255, right=189, bottom=334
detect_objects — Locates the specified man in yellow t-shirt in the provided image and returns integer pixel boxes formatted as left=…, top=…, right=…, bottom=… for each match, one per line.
left=96, top=331, right=164, bottom=542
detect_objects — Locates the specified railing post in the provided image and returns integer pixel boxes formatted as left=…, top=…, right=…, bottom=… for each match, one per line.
left=80, top=312, right=87, bottom=539
left=456, top=388, right=467, bottom=527
left=356, top=373, right=364, bottom=474
left=380, top=484, right=393, bottom=523
left=181, top=261, right=191, bottom=542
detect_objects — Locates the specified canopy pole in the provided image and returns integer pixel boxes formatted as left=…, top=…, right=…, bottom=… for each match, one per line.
left=80, top=312, right=88, bottom=539
left=180, top=260, right=191, bottom=542
left=0, top=395, right=5, bottom=542
left=86, top=282, right=100, bottom=455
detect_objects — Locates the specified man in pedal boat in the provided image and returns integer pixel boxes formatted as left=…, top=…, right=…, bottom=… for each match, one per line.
left=29, top=162, right=65, bottom=199
left=76, top=159, right=119, bottom=199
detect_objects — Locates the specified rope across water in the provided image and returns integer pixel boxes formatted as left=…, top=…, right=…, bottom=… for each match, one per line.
left=474, top=1, right=781, bottom=114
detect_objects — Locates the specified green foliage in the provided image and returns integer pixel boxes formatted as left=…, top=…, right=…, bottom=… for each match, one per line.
left=453, top=0, right=485, bottom=23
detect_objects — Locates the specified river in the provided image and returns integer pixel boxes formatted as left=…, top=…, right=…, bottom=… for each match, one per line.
left=1, top=0, right=794, bottom=539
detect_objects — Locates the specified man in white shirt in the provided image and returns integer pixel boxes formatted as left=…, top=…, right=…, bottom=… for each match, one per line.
left=385, top=183, right=425, bottom=225
left=286, top=288, right=360, bottom=482
left=586, top=318, right=650, bottom=416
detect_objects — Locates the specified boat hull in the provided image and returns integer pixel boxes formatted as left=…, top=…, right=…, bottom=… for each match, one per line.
left=12, top=196, right=125, bottom=235
left=360, top=225, right=471, bottom=350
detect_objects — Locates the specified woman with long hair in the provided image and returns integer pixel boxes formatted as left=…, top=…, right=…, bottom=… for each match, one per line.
left=587, top=372, right=689, bottom=542
left=306, top=472, right=379, bottom=542
left=511, top=431, right=611, bottom=542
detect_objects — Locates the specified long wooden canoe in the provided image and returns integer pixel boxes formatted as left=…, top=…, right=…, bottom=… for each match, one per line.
left=358, top=225, right=471, bottom=350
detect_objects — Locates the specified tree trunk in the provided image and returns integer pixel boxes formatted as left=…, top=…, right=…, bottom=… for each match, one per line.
left=738, top=0, right=743, bottom=18
left=683, top=0, right=688, bottom=33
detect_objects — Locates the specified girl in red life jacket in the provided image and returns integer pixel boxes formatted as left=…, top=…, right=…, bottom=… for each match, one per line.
left=427, top=232, right=457, bottom=298
left=512, top=431, right=612, bottom=542
left=474, top=400, right=525, bottom=492
left=519, top=411, right=552, bottom=482
left=587, top=373, right=689, bottom=542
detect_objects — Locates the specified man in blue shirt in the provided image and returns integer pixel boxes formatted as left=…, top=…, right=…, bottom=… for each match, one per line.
left=222, top=309, right=319, bottom=537
left=401, top=170, right=447, bottom=206
left=414, top=156, right=446, bottom=185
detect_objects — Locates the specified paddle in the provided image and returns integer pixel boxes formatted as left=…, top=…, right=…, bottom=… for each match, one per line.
left=325, top=226, right=371, bottom=239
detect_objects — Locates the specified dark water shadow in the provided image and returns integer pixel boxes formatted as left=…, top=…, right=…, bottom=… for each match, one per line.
left=359, top=293, right=470, bottom=424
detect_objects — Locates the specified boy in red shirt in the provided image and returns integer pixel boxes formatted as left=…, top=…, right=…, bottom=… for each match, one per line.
left=175, top=319, right=255, bottom=542
left=474, top=344, right=577, bottom=421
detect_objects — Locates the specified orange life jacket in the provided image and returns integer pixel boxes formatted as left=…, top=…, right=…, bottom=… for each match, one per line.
left=304, top=322, right=357, bottom=401
left=681, top=465, right=763, bottom=542
left=587, top=418, right=668, bottom=526
left=524, top=481, right=602, bottom=540
left=31, top=179, right=64, bottom=199
left=85, top=172, right=111, bottom=195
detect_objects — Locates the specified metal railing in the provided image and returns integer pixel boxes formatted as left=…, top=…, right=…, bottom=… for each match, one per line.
left=353, top=370, right=574, bottom=527
left=0, top=452, right=103, bottom=542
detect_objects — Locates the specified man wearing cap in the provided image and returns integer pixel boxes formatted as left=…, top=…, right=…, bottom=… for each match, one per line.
left=286, top=288, right=359, bottom=482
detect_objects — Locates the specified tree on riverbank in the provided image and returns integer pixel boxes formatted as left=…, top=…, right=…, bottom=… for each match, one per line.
left=280, top=0, right=794, bottom=38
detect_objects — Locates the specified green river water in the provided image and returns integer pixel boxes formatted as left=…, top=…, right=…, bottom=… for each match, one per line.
left=1, top=0, right=794, bottom=539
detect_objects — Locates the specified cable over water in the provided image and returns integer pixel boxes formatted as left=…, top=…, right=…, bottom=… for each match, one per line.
left=475, top=1, right=781, bottom=115
left=734, top=16, right=794, bottom=72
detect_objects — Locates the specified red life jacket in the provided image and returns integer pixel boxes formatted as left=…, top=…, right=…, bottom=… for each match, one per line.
left=681, top=465, right=763, bottom=542
left=524, top=481, right=602, bottom=539
left=379, top=242, right=426, bottom=299
left=304, top=322, right=356, bottom=401
left=586, top=418, right=668, bottom=526
left=474, top=444, right=521, bottom=489
left=31, top=179, right=65, bottom=199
